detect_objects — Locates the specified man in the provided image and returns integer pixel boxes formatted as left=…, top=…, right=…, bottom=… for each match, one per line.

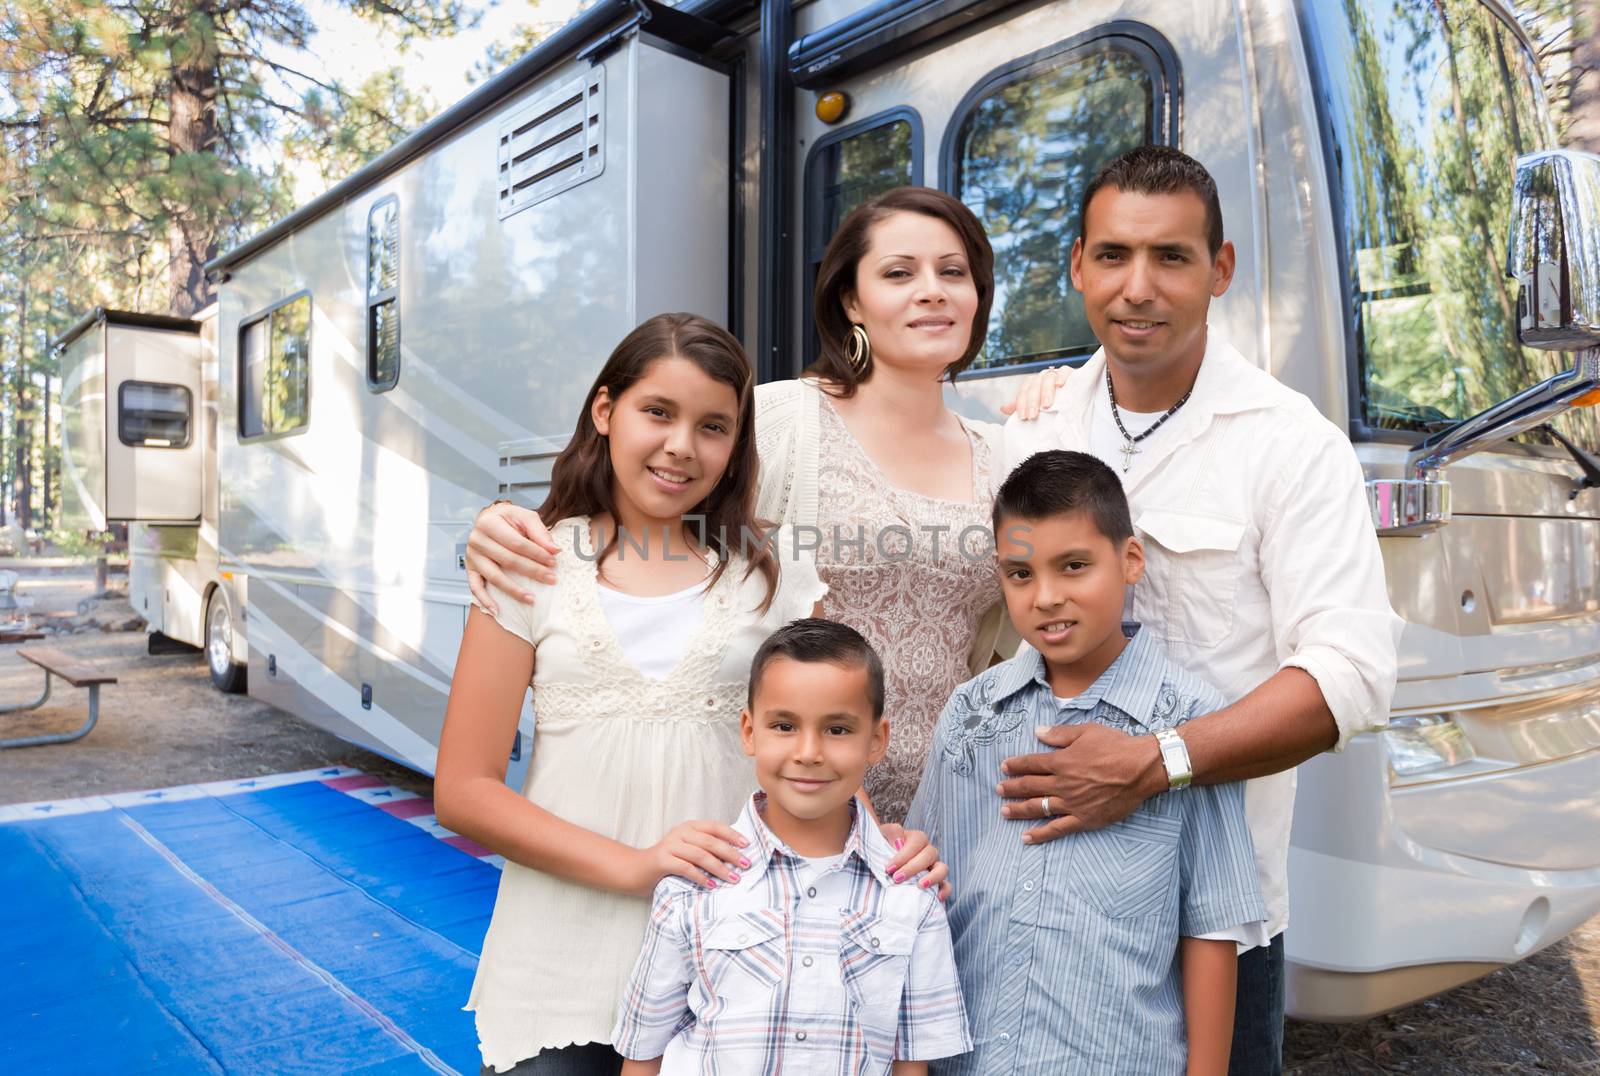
left=995, top=144, right=1401, bottom=1073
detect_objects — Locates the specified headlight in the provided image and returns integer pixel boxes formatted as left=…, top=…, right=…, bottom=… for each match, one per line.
left=1383, top=714, right=1476, bottom=777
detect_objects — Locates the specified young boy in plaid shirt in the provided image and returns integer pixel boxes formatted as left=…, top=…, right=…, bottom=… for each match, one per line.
left=611, top=619, right=971, bottom=1074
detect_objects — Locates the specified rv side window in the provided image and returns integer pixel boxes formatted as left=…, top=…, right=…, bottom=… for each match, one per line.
left=951, top=34, right=1173, bottom=373
left=367, top=196, right=400, bottom=391
left=238, top=293, right=312, bottom=440
left=803, top=110, right=921, bottom=365
left=118, top=382, right=192, bottom=449
left=1307, top=0, right=1597, bottom=450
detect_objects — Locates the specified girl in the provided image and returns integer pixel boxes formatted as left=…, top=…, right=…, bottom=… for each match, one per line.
left=467, top=189, right=1011, bottom=824
left=436, top=314, right=943, bottom=1074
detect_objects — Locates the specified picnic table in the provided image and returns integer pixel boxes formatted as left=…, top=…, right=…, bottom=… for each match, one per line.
left=0, top=645, right=117, bottom=749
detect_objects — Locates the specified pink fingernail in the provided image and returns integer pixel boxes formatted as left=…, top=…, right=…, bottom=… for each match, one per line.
left=729, top=872, right=741, bottom=883
left=893, top=871, right=906, bottom=883
left=739, top=857, right=751, bottom=869
left=706, top=879, right=717, bottom=889
left=919, top=879, right=931, bottom=889
left=894, top=838, right=905, bottom=851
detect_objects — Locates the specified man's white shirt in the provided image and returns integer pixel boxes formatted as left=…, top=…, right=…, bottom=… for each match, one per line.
left=1001, top=330, right=1403, bottom=939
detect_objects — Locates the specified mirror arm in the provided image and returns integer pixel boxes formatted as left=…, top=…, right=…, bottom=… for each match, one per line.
left=1539, top=421, right=1600, bottom=499
left=1406, top=349, right=1600, bottom=480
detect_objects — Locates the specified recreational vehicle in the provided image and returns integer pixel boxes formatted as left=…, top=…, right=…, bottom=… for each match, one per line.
left=55, top=0, right=1600, bottom=1023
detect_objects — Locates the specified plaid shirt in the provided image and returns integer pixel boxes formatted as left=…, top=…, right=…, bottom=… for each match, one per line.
left=611, top=792, right=971, bottom=1073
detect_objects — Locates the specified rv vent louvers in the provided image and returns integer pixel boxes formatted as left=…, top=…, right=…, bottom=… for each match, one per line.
left=497, top=69, right=606, bottom=219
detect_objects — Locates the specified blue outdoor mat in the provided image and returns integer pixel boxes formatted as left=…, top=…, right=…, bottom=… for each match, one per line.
left=0, top=769, right=502, bottom=1074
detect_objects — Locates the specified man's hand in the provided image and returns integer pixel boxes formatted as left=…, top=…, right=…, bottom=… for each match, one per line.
left=997, top=365, right=1073, bottom=420
left=465, top=502, right=560, bottom=615
left=995, top=723, right=1165, bottom=844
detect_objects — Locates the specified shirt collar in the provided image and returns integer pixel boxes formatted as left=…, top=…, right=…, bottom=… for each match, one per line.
left=1056, top=326, right=1279, bottom=426
left=733, top=790, right=897, bottom=887
left=987, top=622, right=1167, bottom=730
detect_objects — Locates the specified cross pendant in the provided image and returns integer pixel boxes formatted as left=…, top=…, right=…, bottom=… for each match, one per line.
left=1119, top=439, right=1139, bottom=473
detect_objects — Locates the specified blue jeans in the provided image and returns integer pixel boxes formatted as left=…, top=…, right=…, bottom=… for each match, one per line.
left=481, top=1042, right=623, bottom=1076
left=1229, top=932, right=1285, bottom=1076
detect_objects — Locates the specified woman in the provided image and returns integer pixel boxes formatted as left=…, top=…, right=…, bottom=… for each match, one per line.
left=469, top=187, right=1004, bottom=823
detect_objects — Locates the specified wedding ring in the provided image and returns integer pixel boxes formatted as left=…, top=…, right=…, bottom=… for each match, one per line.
left=1039, top=796, right=1052, bottom=817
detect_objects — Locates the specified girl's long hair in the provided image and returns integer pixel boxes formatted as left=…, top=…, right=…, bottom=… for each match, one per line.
left=538, top=312, right=778, bottom=608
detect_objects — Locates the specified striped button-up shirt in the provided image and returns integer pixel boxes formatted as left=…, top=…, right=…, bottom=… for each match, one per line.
left=612, top=792, right=972, bottom=1074
left=906, top=626, right=1266, bottom=1076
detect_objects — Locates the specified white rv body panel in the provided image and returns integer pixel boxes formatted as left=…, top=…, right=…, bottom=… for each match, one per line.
left=212, top=36, right=729, bottom=774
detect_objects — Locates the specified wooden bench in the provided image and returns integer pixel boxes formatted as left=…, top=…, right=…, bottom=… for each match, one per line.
left=0, top=645, right=117, bottom=749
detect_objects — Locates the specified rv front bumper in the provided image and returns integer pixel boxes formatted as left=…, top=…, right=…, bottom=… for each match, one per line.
left=1285, top=734, right=1600, bottom=1021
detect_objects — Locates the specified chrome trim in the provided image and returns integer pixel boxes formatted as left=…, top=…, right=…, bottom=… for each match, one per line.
left=1507, top=149, right=1600, bottom=350
left=1367, top=476, right=1451, bottom=535
left=1400, top=150, right=1600, bottom=482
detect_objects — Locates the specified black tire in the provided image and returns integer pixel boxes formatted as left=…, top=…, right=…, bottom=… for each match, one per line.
left=206, top=592, right=248, bottom=694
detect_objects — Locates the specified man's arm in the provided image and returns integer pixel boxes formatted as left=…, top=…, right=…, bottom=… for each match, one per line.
left=997, top=667, right=1334, bottom=834
left=1180, top=937, right=1236, bottom=1076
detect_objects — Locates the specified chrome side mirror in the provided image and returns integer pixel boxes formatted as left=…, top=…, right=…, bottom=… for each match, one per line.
left=1507, top=149, right=1600, bottom=350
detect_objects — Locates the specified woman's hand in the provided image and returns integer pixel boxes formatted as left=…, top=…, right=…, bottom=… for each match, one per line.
left=880, top=823, right=951, bottom=902
left=635, top=819, right=752, bottom=896
left=997, top=365, right=1073, bottom=421
left=466, top=502, right=560, bottom=615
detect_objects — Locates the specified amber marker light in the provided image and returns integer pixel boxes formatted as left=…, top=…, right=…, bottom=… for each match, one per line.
left=1574, top=387, right=1600, bottom=408
left=816, top=91, right=850, bottom=125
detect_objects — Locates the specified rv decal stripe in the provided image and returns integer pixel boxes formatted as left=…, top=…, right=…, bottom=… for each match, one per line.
left=116, top=812, right=461, bottom=1076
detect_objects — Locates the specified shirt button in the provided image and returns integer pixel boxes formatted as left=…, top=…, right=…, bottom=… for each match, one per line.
left=802, top=956, right=814, bottom=968
left=870, top=937, right=881, bottom=949
left=998, top=1032, right=1012, bottom=1045
left=806, top=886, right=817, bottom=898
left=1022, top=880, right=1035, bottom=893
left=795, top=1030, right=807, bottom=1042
left=1011, top=950, right=1027, bottom=966
left=737, top=934, right=749, bottom=944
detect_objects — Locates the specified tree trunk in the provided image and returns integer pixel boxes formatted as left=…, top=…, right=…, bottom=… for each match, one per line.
left=167, top=12, right=220, bottom=317
left=13, top=280, right=30, bottom=532
left=1571, top=0, right=1600, bottom=152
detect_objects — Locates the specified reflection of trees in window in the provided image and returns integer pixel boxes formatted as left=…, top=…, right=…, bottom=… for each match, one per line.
left=957, top=48, right=1152, bottom=370
left=368, top=198, right=400, bottom=389
left=1317, top=0, right=1596, bottom=449
left=267, top=296, right=311, bottom=433
left=818, top=121, right=913, bottom=242
left=240, top=295, right=311, bottom=438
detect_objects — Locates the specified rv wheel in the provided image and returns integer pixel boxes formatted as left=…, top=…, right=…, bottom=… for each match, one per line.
left=206, top=593, right=247, bottom=694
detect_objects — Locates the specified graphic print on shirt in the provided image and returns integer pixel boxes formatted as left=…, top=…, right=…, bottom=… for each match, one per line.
left=940, top=671, right=1031, bottom=776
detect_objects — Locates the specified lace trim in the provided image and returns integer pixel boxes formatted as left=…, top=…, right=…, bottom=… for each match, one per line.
left=552, top=515, right=748, bottom=698
left=534, top=680, right=748, bottom=726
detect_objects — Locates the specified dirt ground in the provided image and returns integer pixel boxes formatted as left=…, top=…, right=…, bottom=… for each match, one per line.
left=1, top=562, right=1597, bottom=1072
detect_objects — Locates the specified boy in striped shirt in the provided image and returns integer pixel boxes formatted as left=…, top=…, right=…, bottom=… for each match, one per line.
left=907, top=451, right=1266, bottom=1075
left=613, top=619, right=972, bottom=1074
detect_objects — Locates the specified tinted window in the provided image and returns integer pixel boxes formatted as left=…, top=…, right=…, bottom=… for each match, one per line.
left=1307, top=0, right=1597, bottom=449
left=955, top=43, right=1160, bottom=371
left=805, top=112, right=919, bottom=364
left=239, top=294, right=311, bottom=439
left=812, top=119, right=915, bottom=253
left=368, top=196, right=400, bottom=390
left=118, top=382, right=191, bottom=448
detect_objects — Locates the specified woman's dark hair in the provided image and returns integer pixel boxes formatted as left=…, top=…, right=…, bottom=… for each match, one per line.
left=810, top=186, right=995, bottom=396
left=539, top=312, right=777, bottom=607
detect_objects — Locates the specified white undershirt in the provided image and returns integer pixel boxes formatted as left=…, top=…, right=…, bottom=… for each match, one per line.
left=1088, top=383, right=1168, bottom=483
left=1050, top=694, right=1267, bottom=951
left=596, top=578, right=709, bottom=680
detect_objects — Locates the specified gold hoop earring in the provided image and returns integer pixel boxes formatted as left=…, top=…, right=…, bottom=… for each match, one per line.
left=845, top=324, right=872, bottom=375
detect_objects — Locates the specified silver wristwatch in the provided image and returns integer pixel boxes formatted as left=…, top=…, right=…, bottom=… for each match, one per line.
left=1153, top=727, right=1192, bottom=790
